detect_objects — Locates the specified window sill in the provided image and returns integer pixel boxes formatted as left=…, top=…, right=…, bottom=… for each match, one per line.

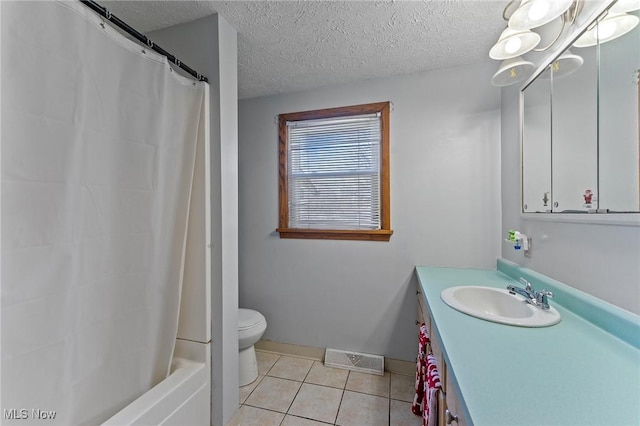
left=276, top=228, right=393, bottom=241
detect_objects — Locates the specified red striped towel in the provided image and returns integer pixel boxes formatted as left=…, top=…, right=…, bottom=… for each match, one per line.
left=411, top=323, right=430, bottom=416
left=424, top=353, right=442, bottom=426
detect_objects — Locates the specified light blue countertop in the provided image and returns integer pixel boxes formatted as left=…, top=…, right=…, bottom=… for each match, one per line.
left=415, top=260, right=640, bottom=426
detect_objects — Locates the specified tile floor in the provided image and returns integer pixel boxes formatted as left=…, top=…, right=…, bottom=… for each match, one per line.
left=228, top=350, right=422, bottom=426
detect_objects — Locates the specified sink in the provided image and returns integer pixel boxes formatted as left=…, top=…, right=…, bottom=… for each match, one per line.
left=440, top=286, right=561, bottom=327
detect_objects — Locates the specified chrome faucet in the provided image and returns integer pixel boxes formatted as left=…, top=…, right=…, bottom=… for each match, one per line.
left=507, top=278, right=554, bottom=310
left=534, top=289, right=554, bottom=310
left=507, top=277, right=534, bottom=299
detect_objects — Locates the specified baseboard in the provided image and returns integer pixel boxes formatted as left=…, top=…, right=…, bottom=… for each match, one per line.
left=384, top=357, right=415, bottom=376
left=255, top=339, right=325, bottom=361
left=255, top=339, right=415, bottom=376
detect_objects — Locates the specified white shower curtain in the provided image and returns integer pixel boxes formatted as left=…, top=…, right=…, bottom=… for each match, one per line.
left=1, top=1, right=206, bottom=424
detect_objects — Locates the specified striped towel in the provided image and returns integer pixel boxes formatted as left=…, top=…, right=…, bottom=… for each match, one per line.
left=424, top=353, right=442, bottom=426
left=411, top=323, right=430, bottom=416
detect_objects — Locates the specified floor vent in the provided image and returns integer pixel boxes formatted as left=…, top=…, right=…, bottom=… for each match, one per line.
left=324, top=348, right=384, bottom=376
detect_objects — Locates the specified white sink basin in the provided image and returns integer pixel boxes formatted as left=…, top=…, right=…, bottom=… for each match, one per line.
left=440, top=286, right=561, bottom=327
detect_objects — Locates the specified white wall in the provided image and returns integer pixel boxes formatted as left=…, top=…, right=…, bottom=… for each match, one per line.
left=239, top=62, right=502, bottom=361
left=148, top=15, right=239, bottom=426
left=501, top=83, right=640, bottom=315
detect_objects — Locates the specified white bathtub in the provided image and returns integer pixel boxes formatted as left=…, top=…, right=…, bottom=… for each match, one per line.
left=102, top=357, right=209, bottom=426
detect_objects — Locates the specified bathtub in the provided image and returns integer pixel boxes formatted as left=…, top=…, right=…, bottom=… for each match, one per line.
left=102, top=356, right=209, bottom=426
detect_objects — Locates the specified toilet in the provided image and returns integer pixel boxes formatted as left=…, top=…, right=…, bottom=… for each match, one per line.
left=238, top=308, right=267, bottom=386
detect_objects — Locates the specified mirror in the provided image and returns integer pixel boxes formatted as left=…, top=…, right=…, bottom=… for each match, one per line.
left=522, top=75, right=551, bottom=213
left=521, top=9, right=640, bottom=214
left=552, top=41, right=598, bottom=212
left=598, top=11, right=640, bottom=212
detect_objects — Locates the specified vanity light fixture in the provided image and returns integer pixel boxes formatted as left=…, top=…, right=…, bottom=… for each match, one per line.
left=508, top=0, right=574, bottom=31
left=490, top=0, right=582, bottom=86
left=541, top=49, right=584, bottom=79
left=573, top=11, right=639, bottom=47
left=610, top=0, right=640, bottom=13
left=490, top=27, right=542, bottom=59
left=491, top=56, right=536, bottom=86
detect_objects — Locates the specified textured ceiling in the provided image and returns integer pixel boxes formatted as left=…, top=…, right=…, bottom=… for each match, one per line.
left=103, top=1, right=508, bottom=99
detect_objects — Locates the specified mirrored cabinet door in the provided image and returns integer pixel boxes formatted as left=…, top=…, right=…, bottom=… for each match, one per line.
left=598, top=10, right=640, bottom=212
left=551, top=43, right=598, bottom=212
left=521, top=8, right=640, bottom=215
left=522, top=76, right=551, bottom=213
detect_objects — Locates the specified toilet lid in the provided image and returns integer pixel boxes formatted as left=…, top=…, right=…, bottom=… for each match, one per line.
left=238, top=309, right=265, bottom=331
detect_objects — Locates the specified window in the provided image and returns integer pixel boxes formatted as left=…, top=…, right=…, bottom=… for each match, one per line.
left=277, top=102, right=392, bottom=241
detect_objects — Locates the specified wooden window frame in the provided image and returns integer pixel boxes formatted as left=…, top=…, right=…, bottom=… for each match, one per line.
left=276, top=101, right=393, bottom=241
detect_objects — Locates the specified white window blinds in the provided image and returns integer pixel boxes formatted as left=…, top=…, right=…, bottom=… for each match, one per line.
left=286, top=113, right=381, bottom=230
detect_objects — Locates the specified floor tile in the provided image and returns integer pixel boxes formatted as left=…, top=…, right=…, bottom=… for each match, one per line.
left=239, top=374, right=264, bottom=404
left=245, top=376, right=302, bottom=413
left=305, top=361, right=349, bottom=389
left=256, top=351, right=281, bottom=376
left=227, top=405, right=285, bottom=426
left=345, top=371, right=390, bottom=397
left=288, top=383, right=343, bottom=424
left=336, top=390, right=389, bottom=426
left=390, top=399, right=422, bottom=426
left=281, top=415, right=331, bottom=426
left=390, top=373, right=416, bottom=403
left=238, top=352, right=413, bottom=426
left=268, top=356, right=314, bottom=381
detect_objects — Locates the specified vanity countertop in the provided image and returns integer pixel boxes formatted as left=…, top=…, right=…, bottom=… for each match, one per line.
left=415, top=260, right=640, bottom=426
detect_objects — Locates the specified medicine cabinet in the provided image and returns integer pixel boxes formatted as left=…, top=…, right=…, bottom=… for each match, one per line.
left=521, top=9, right=639, bottom=214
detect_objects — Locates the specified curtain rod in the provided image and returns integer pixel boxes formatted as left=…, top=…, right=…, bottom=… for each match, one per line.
left=79, top=0, right=208, bottom=83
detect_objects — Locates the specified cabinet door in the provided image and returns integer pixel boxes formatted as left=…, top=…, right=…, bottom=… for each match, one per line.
left=438, top=388, right=447, bottom=426
left=417, top=291, right=431, bottom=335
left=430, top=326, right=445, bottom=385
left=444, top=370, right=467, bottom=426
left=417, top=289, right=467, bottom=426
left=522, top=75, right=552, bottom=212
left=551, top=44, right=597, bottom=211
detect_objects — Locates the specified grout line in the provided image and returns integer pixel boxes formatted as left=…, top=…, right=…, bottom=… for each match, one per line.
left=255, top=348, right=322, bottom=362
left=263, top=353, right=281, bottom=376
left=250, top=353, right=415, bottom=425
left=333, top=372, right=349, bottom=426
left=284, top=400, right=297, bottom=419
left=284, top=378, right=304, bottom=417
left=283, top=414, right=335, bottom=425
left=243, top=397, right=296, bottom=416
left=238, top=376, right=260, bottom=404
left=301, top=361, right=313, bottom=383
left=388, top=371, right=392, bottom=425
left=261, top=375, right=303, bottom=385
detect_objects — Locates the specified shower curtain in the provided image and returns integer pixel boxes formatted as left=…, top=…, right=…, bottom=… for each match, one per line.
left=1, top=1, right=207, bottom=424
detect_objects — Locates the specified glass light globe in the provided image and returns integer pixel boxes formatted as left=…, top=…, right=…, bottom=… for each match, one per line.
left=597, top=20, right=618, bottom=39
left=505, top=37, right=523, bottom=54
left=528, top=0, right=550, bottom=21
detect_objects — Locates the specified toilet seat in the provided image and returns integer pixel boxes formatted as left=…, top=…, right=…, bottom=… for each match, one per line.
left=238, top=308, right=266, bottom=331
